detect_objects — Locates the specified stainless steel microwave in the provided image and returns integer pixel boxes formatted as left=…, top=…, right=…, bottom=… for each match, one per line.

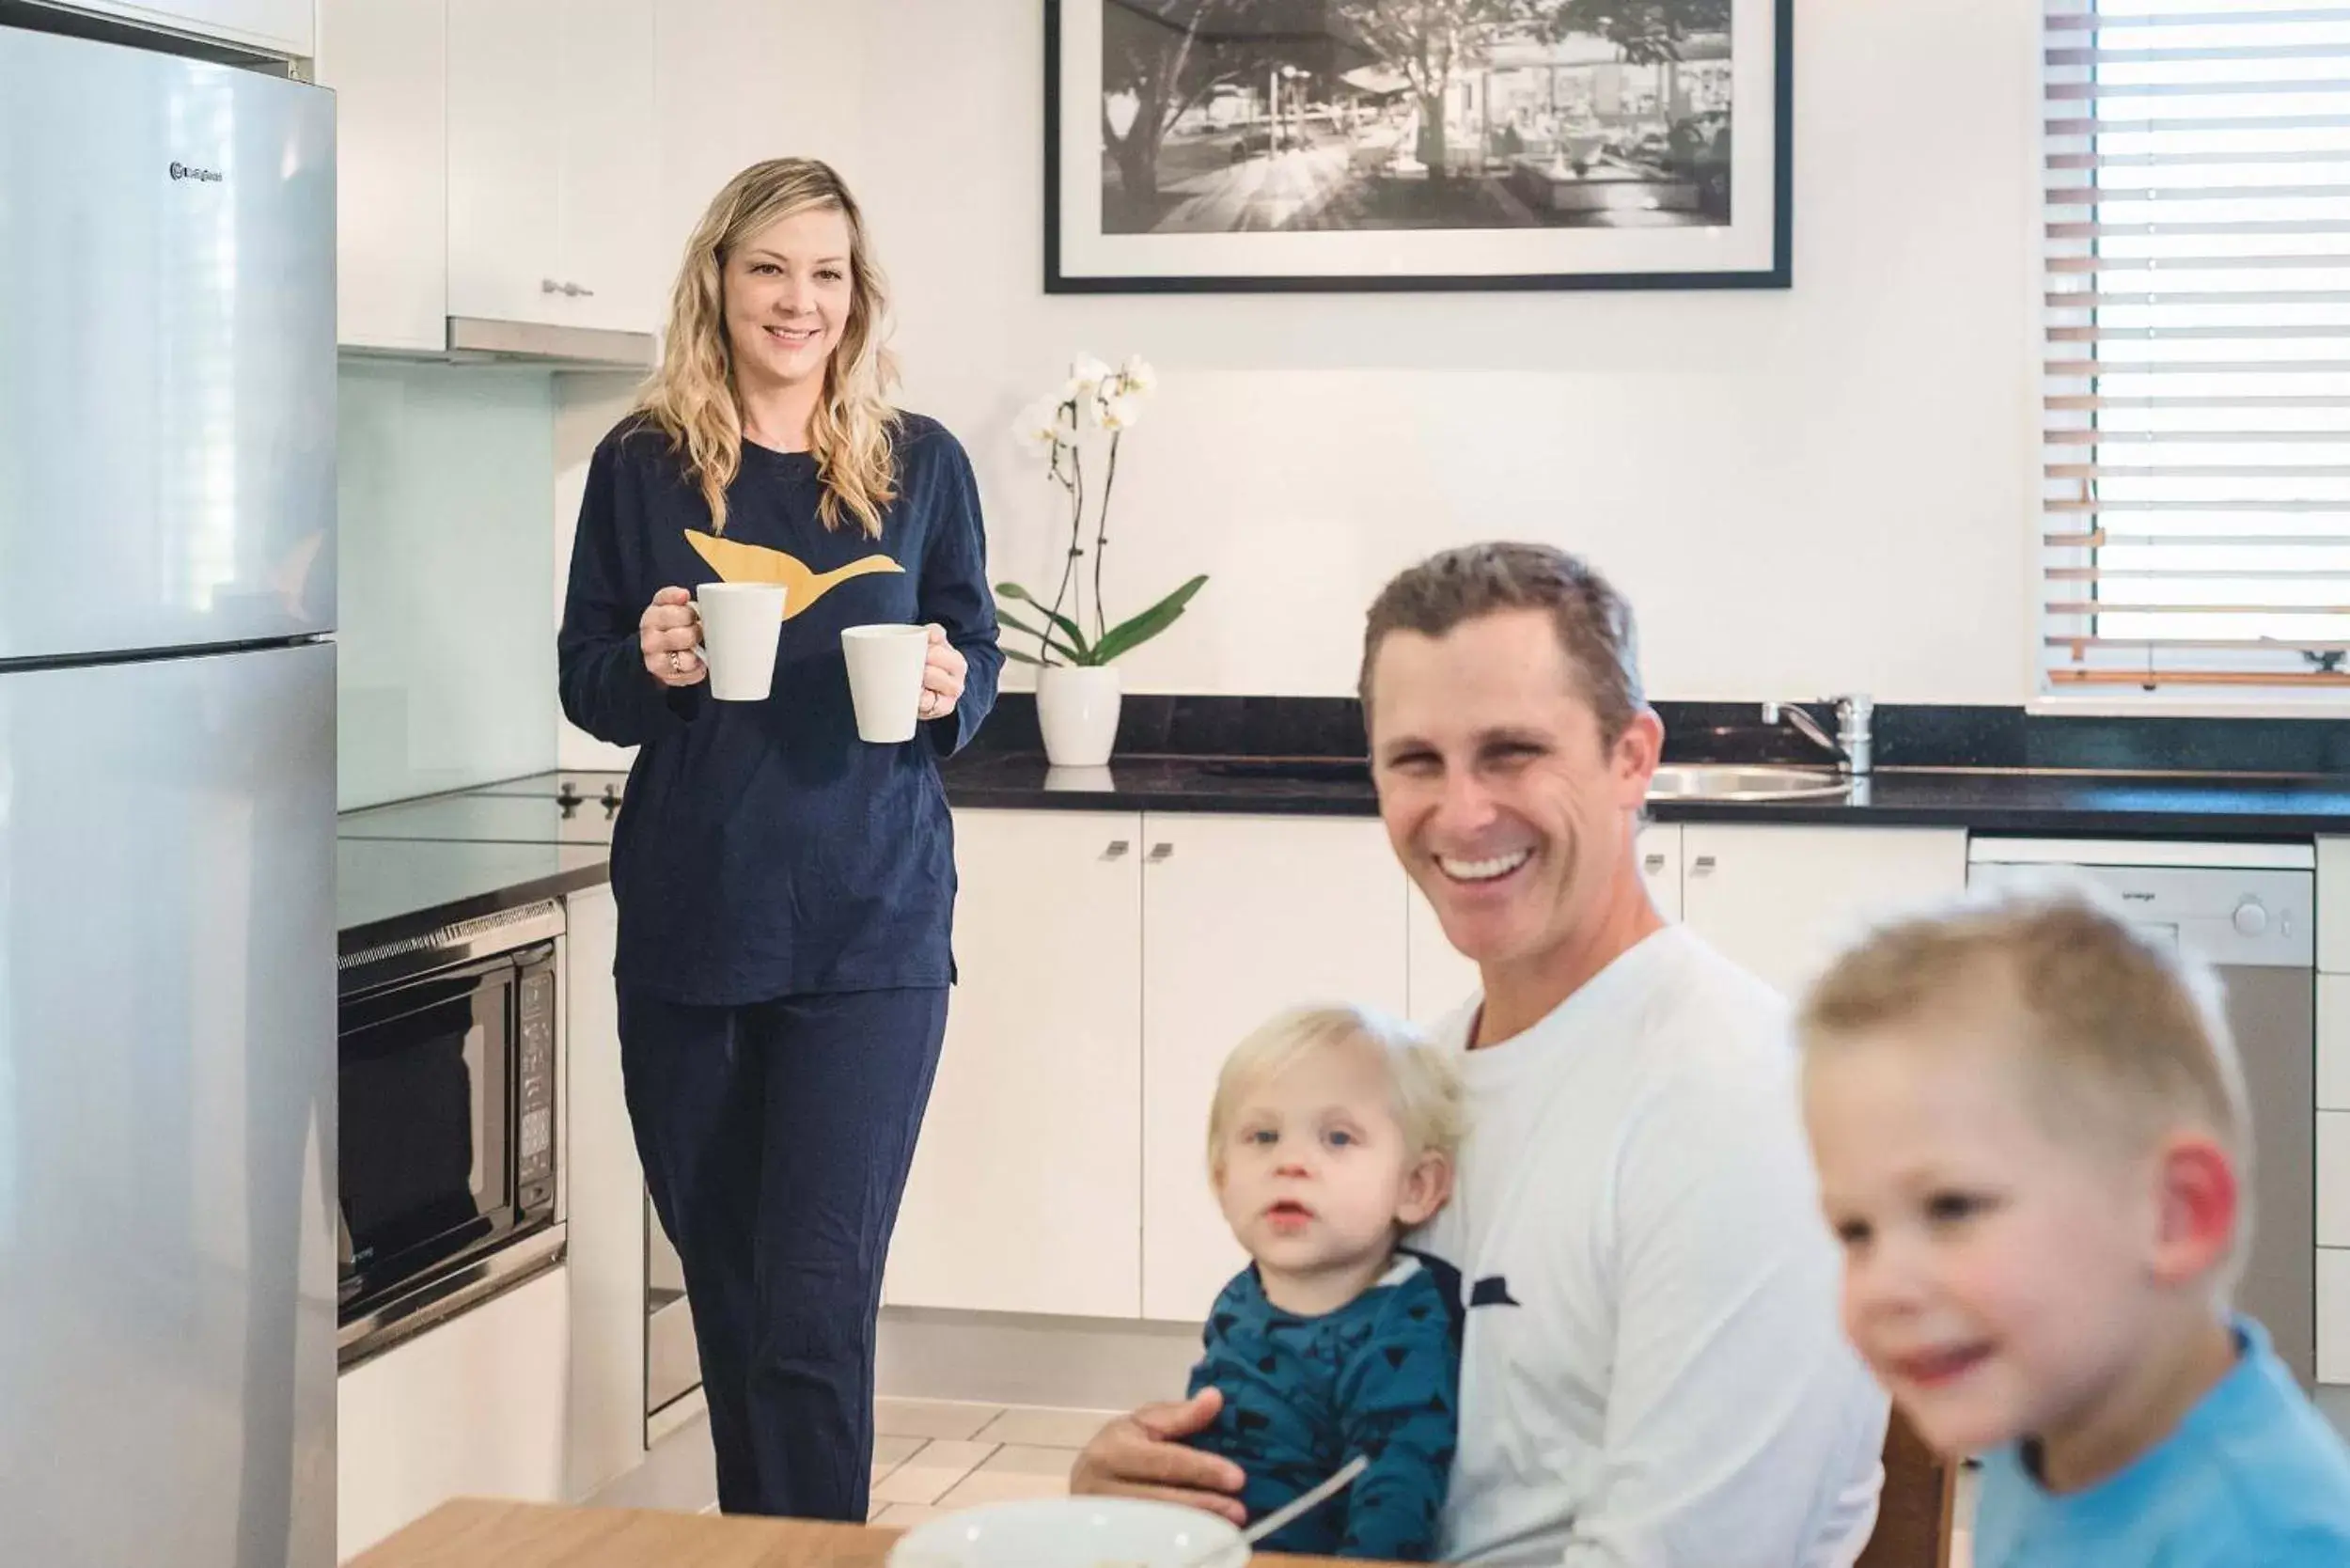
left=337, top=902, right=566, bottom=1366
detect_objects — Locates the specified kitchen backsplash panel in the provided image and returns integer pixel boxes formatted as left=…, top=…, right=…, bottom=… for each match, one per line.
left=337, top=359, right=557, bottom=809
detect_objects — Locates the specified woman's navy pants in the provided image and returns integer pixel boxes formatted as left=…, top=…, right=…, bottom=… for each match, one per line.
left=617, top=984, right=949, bottom=1519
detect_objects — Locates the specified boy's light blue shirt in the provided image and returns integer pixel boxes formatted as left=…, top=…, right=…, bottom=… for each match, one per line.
left=1975, top=1317, right=2350, bottom=1567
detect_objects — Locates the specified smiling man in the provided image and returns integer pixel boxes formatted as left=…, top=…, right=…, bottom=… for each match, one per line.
left=1073, top=543, right=1888, bottom=1567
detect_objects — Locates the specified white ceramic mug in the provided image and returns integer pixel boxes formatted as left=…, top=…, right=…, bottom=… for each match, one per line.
left=691, top=582, right=788, bottom=701
left=840, top=624, right=931, bottom=743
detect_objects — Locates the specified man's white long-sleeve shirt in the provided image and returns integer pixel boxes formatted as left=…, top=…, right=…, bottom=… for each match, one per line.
left=1413, top=925, right=1888, bottom=1568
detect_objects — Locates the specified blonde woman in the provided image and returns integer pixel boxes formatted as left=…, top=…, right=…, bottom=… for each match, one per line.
left=556, top=158, right=1000, bottom=1521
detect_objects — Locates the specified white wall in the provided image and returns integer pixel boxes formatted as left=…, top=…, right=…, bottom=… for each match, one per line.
left=850, top=0, right=2039, bottom=704
left=557, top=0, right=2037, bottom=766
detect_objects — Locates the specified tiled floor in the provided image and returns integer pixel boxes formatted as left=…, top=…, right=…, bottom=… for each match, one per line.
left=864, top=1397, right=1109, bottom=1526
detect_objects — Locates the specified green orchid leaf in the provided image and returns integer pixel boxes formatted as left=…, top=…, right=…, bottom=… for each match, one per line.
left=994, top=584, right=1091, bottom=655
left=994, top=608, right=1084, bottom=664
left=1089, top=574, right=1208, bottom=666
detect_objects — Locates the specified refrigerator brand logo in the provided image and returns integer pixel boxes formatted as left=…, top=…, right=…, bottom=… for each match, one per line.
left=168, top=161, right=223, bottom=183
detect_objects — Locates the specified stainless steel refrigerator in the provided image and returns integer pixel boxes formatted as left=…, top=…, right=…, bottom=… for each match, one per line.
left=0, top=23, right=337, bottom=1568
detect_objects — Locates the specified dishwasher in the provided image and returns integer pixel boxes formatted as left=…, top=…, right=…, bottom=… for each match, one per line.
left=1967, top=839, right=2317, bottom=1388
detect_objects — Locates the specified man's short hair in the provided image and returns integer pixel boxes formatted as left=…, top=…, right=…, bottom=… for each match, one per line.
left=1359, top=542, right=1647, bottom=742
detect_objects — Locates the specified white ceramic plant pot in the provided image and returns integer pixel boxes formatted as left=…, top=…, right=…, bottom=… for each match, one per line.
left=1037, top=664, right=1122, bottom=768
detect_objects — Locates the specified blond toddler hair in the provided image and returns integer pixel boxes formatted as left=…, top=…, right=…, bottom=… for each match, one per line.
left=1205, top=1004, right=1468, bottom=1183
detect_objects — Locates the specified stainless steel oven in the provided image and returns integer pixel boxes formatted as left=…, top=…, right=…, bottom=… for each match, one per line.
left=337, top=901, right=567, bottom=1366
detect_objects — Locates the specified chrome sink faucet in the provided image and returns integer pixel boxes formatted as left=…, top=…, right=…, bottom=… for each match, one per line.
left=1760, top=694, right=1874, bottom=776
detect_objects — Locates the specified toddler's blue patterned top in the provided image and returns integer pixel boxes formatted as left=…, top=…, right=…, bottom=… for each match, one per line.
left=1183, top=1250, right=1462, bottom=1561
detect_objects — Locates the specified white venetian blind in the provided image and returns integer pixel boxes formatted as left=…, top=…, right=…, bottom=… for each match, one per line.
left=2041, top=0, right=2350, bottom=693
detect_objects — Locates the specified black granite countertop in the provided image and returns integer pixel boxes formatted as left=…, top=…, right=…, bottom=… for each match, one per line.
left=939, top=753, right=2350, bottom=838
left=337, top=752, right=2350, bottom=950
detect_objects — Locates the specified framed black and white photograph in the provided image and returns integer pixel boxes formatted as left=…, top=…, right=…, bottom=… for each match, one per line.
left=1044, top=0, right=1792, bottom=293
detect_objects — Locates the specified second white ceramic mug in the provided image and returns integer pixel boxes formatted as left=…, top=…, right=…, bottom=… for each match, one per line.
left=840, top=623, right=930, bottom=742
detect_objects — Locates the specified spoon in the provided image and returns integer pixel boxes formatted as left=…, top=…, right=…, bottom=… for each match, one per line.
left=1186, top=1454, right=1369, bottom=1568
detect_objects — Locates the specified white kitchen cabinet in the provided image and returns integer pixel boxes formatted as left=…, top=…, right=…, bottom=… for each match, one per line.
left=315, top=0, right=447, bottom=353
left=2322, top=1247, right=2350, bottom=1386
left=1138, top=815, right=1409, bottom=1322
left=2321, top=838, right=2349, bottom=976
left=446, top=0, right=563, bottom=326
left=887, top=811, right=1146, bottom=1318
left=551, top=0, right=663, bottom=335
left=337, top=1265, right=571, bottom=1560
left=2322, top=976, right=2350, bottom=1114
left=1405, top=823, right=1683, bottom=1025
left=49, top=0, right=311, bottom=55
left=559, top=883, right=644, bottom=1500
left=446, top=0, right=661, bottom=335
left=2323, top=1112, right=2350, bottom=1251
left=1680, top=824, right=1968, bottom=997
left=1641, top=822, right=1685, bottom=923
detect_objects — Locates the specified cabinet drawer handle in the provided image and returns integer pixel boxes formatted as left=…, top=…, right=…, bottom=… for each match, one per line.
left=540, top=277, right=562, bottom=293
left=563, top=281, right=596, bottom=298
left=1643, top=853, right=1666, bottom=873
left=1147, top=843, right=1174, bottom=862
left=1103, top=840, right=1131, bottom=860
left=1690, top=855, right=1717, bottom=874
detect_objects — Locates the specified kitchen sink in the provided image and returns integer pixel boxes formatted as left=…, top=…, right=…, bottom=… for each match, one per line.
left=1646, top=763, right=1854, bottom=802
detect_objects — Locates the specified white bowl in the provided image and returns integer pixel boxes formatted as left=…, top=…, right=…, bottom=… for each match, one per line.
left=885, top=1496, right=1245, bottom=1568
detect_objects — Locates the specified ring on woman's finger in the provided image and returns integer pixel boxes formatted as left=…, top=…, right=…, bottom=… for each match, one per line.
left=669, top=651, right=683, bottom=674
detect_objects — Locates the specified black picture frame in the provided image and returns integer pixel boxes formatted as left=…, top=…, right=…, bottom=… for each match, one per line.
left=1044, top=0, right=1794, bottom=294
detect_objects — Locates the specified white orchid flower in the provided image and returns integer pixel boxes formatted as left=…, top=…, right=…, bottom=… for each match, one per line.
left=1015, top=395, right=1066, bottom=456
left=1118, top=354, right=1158, bottom=397
left=1065, top=353, right=1114, bottom=400
left=1098, top=391, right=1144, bottom=432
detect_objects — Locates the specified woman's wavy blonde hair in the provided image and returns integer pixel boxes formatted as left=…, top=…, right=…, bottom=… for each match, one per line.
left=635, top=158, right=901, bottom=538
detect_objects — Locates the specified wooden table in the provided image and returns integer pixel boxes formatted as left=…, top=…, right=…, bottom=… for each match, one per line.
left=352, top=1498, right=1358, bottom=1568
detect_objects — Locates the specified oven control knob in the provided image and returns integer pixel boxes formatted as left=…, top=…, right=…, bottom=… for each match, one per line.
left=2232, top=899, right=2268, bottom=937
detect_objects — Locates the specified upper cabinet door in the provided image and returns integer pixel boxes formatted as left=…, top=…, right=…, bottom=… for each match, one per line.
left=446, top=0, right=564, bottom=324
left=53, top=1, right=314, bottom=55
left=555, top=0, right=664, bottom=334
left=316, top=0, right=448, bottom=353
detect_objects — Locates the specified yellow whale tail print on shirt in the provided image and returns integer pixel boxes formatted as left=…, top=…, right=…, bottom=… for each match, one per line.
left=684, top=529, right=904, bottom=619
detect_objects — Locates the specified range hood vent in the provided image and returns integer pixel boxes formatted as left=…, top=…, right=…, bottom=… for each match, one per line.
left=443, top=315, right=657, bottom=370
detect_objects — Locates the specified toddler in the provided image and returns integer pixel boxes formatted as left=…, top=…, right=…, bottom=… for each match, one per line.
left=1796, top=883, right=2350, bottom=1566
left=1182, top=1003, right=1467, bottom=1561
